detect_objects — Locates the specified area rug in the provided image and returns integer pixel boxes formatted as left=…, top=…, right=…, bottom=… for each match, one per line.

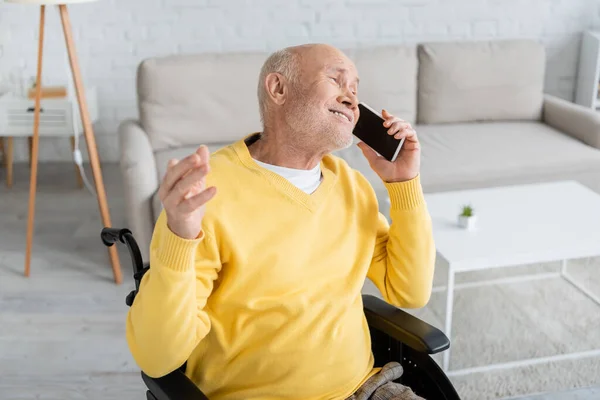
left=362, top=256, right=600, bottom=399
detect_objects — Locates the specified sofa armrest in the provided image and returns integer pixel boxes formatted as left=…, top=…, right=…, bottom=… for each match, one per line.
left=142, top=370, right=208, bottom=400
left=363, top=295, right=450, bottom=354
left=543, top=94, right=600, bottom=149
left=118, top=119, right=159, bottom=262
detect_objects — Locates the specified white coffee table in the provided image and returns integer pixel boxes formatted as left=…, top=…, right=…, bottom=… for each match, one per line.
left=423, top=181, right=600, bottom=373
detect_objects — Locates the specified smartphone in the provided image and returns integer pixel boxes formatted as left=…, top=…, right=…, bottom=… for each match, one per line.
left=353, top=102, right=405, bottom=162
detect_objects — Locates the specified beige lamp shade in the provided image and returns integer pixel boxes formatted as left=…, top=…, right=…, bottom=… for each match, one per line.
left=5, top=0, right=98, bottom=4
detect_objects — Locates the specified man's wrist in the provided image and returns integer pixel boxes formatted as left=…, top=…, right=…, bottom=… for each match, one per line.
left=385, top=172, right=418, bottom=183
left=154, top=213, right=205, bottom=273
left=384, top=174, right=425, bottom=210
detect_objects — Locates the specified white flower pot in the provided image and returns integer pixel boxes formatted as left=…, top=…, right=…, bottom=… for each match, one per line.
left=458, top=215, right=477, bottom=230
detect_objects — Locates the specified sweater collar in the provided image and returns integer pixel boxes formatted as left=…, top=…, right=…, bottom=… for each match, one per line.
left=231, top=133, right=338, bottom=212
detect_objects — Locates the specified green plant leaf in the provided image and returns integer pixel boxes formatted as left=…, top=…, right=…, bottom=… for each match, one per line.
left=460, top=204, right=474, bottom=217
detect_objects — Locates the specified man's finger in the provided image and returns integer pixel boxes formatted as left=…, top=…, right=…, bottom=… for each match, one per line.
left=384, top=117, right=406, bottom=128
left=179, top=186, right=217, bottom=213
left=162, top=153, right=202, bottom=194
left=196, top=144, right=210, bottom=164
left=173, top=164, right=210, bottom=199
left=357, top=141, right=382, bottom=167
left=158, top=158, right=180, bottom=200
left=382, top=109, right=394, bottom=126
left=394, top=127, right=417, bottom=140
left=387, top=121, right=410, bottom=135
left=382, top=110, right=395, bottom=126
left=163, top=164, right=209, bottom=207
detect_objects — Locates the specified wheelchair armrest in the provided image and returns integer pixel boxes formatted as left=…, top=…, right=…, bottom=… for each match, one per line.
left=362, top=295, right=450, bottom=354
left=142, top=370, right=209, bottom=400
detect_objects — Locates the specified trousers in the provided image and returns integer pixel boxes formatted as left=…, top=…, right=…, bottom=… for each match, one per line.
left=346, top=362, right=426, bottom=400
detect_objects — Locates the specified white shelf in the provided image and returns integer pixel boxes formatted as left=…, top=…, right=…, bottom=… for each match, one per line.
left=0, top=87, right=98, bottom=137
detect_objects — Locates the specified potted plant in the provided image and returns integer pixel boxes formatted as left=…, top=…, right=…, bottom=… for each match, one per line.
left=458, top=204, right=476, bottom=230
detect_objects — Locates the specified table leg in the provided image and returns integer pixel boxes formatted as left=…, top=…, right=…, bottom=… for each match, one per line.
left=24, top=5, right=45, bottom=277
left=443, top=264, right=455, bottom=372
left=70, top=136, right=83, bottom=188
left=4, top=137, right=13, bottom=188
left=561, top=259, right=600, bottom=306
left=28, top=137, right=33, bottom=164
left=58, top=4, right=122, bottom=284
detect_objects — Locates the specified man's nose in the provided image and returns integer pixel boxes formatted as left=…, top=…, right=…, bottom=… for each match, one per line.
left=339, top=89, right=358, bottom=109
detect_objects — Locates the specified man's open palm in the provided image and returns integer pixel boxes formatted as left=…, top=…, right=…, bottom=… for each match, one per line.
left=158, top=145, right=217, bottom=239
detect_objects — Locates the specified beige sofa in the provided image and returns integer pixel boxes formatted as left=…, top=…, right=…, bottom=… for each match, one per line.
left=118, top=38, right=600, bottom=262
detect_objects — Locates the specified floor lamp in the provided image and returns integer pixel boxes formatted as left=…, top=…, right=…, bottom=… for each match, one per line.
left=6, top=0, right=123, bottom=284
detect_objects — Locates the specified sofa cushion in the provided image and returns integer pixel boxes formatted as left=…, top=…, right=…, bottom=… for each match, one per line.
left=417, top=39, right=546, bottom=124
left=345, top=45, right=418, bottom=124
left=154, top=143, right=231, bottom=181
left=137, top=52, right=267, bottom=151
left=416, top=122, right=600, bottom=191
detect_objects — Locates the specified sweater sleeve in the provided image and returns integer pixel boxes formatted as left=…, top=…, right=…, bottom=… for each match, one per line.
left=366, top=175, right=436, bottom=308
left=125, top=210, right=221, bottom=377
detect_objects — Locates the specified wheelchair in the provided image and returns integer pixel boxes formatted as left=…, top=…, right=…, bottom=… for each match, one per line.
left=101, top=227, right=461, bottom=400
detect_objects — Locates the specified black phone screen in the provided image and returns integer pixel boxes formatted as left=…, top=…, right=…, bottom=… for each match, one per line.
left=353, top=103, right=403, bottom=162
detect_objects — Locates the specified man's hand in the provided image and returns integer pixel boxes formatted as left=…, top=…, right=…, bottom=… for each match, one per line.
left=158, top=145, right=217, bottom=240
left=357, top=109, right=420, bottom=183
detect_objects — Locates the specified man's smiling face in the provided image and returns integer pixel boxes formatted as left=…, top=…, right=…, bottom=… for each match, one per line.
left=283, top=45, right=360, bottom=152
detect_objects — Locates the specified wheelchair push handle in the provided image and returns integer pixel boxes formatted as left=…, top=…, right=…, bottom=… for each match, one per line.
left=101, top=227, right=145, bottom=276
left=101, top=227, right=132, bottom=246
left=101, top=227, right=149, bottom=307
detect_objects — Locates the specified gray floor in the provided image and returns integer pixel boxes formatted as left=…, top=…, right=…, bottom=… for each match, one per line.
left=509, top=387, right=600, bottom=400
left=1, top=162, right=599, bottom=400
left=0, top=162, right=144, bottom=399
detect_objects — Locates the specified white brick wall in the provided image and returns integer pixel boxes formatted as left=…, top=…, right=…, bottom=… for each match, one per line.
left=1, top=0, right=599, bottom=162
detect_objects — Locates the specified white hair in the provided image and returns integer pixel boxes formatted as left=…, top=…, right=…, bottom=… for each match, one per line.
left=257, top=47, right=300, bottom=125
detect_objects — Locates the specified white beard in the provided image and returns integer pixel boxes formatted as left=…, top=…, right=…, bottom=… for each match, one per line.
left=331, top=128, right=354, bottom=150
left=286, top=111, right=354, bottom=153
left=282, top=87, right=354, bottom=153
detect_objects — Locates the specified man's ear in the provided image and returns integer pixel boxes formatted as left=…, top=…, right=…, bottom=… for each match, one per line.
left=265, top=72, right=287, bottom=106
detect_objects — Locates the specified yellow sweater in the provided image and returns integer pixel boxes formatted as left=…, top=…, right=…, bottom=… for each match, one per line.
left=126, top=134, right=436, bottom=400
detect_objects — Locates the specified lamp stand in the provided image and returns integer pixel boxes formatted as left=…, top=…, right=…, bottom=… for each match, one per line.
left=25, top=4, right=123, bottom=284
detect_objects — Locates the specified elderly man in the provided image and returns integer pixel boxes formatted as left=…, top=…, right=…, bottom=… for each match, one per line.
left=125, top=43, right=435, bottom=400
